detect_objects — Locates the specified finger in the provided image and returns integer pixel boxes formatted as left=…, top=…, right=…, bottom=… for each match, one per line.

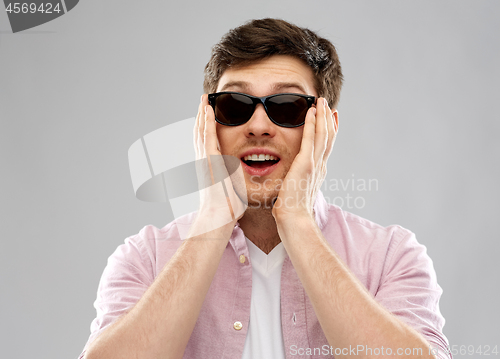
left=322, top=99, right=334, bottom=161
left=200, top=95, right=211, bottom=156
left=194, top=96, right=204, bottom=157
left=323, top=107, right=338, bottom=163
left=314, top=98, right=328, bottom=164
left=298, top=106, right=317, bottom=159
left=202, top=94, right=222, bottom=152
left=204, top=104, right=219, bottom=155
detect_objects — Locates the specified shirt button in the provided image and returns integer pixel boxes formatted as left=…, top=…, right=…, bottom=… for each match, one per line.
left=233, top=321, right=243, bottom=330
left=239, top=254, right=246, bottom=264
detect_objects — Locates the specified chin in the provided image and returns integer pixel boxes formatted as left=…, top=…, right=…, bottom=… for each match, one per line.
left=244, top=169, right=288, bottom=206
left=245, top=187, right=279, bottom=209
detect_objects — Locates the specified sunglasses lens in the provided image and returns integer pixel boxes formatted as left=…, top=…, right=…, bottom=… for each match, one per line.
left=266, top=95, right=310, bottom=127
left=214, top=93, right=254, bottom=125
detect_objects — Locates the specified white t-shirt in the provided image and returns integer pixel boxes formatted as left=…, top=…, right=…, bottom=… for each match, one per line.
left=241, top=237, right=287, bottom=359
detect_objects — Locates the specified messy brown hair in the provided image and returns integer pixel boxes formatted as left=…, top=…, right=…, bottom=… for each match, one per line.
left=203, top=18, right=343, bottom=108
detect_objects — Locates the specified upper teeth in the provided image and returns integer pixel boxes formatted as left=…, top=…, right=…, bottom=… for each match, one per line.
left=243, top=154, right=278, bottom=161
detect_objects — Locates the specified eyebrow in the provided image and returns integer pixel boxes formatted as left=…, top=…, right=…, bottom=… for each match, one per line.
left=219, top=81, right=309, bottom=95
left=270, top=82, right=308, bottom=94
left=219, top=81, right=250, bottom=92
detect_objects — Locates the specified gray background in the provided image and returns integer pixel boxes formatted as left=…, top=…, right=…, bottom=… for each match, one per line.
left=1, top=1, right=498, bottom=358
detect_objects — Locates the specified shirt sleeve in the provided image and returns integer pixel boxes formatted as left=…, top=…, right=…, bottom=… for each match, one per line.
left=77, top=234, right=154, bottom=358
left=375, top=228, right=452, bottom=359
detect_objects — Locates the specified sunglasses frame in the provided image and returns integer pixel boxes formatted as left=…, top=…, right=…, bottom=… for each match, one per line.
left=208, top=92, right=316, bottom=128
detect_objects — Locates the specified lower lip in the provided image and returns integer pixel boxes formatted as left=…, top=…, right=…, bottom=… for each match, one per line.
left=241, top=160, right=280, bottom=177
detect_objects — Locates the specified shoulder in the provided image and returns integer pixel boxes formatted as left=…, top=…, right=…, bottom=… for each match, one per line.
left=318, top=203, right=448, bottom=355
left=110, top=211, right=199, bottom=277
left=319, top=202, right=433, bottom=289
left=131, top=211, right=198, bottom=245
left=322, top=201, right=413, bottom=249
left=315, top=191, right=411, bottom=251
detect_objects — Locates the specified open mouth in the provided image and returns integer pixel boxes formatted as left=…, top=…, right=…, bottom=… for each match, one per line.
left=241, top=154, right=280, bottom=169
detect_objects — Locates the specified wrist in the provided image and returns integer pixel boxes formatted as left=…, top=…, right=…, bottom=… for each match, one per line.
left=189, top=210, right=237, bottom=241
left=275, top=212, right=317, bottom=238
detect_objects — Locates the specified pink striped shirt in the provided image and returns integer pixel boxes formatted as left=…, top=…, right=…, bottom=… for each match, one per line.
left=79, top=191, right=450, bottom=358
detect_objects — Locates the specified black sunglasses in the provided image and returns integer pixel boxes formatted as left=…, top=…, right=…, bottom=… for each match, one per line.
left=208, top=92, right=316, bottom=128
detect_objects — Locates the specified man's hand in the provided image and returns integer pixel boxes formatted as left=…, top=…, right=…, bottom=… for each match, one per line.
left=270, top=99, right=435, bottom=358
left=192, top=95, right=247, bottom=234
left=84, top=96, right=248, bottom=359
left=271, top=97, right=338, bottom=223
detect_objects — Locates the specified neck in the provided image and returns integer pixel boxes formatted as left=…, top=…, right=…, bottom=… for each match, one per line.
left=238, top=206, right=281, bottom=255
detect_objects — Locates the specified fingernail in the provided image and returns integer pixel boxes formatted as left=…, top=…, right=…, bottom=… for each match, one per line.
left=200, top=95, right=204, bottom=102
left=204, top=105, right=209, bottom=114
left=312, top=108, right=317, bottom=115
left=323, top=98, right=328, bottom=108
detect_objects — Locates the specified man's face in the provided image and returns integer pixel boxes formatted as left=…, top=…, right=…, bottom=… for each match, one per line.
left=215, top=55, right=318, bottom=208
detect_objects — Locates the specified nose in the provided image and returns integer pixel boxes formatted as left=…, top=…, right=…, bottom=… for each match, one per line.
left=244, top=103, right=277, bottom=138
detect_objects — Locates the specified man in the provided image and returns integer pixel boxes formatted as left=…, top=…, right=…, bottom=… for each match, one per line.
left=80, top=19, right=449, bottom=359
